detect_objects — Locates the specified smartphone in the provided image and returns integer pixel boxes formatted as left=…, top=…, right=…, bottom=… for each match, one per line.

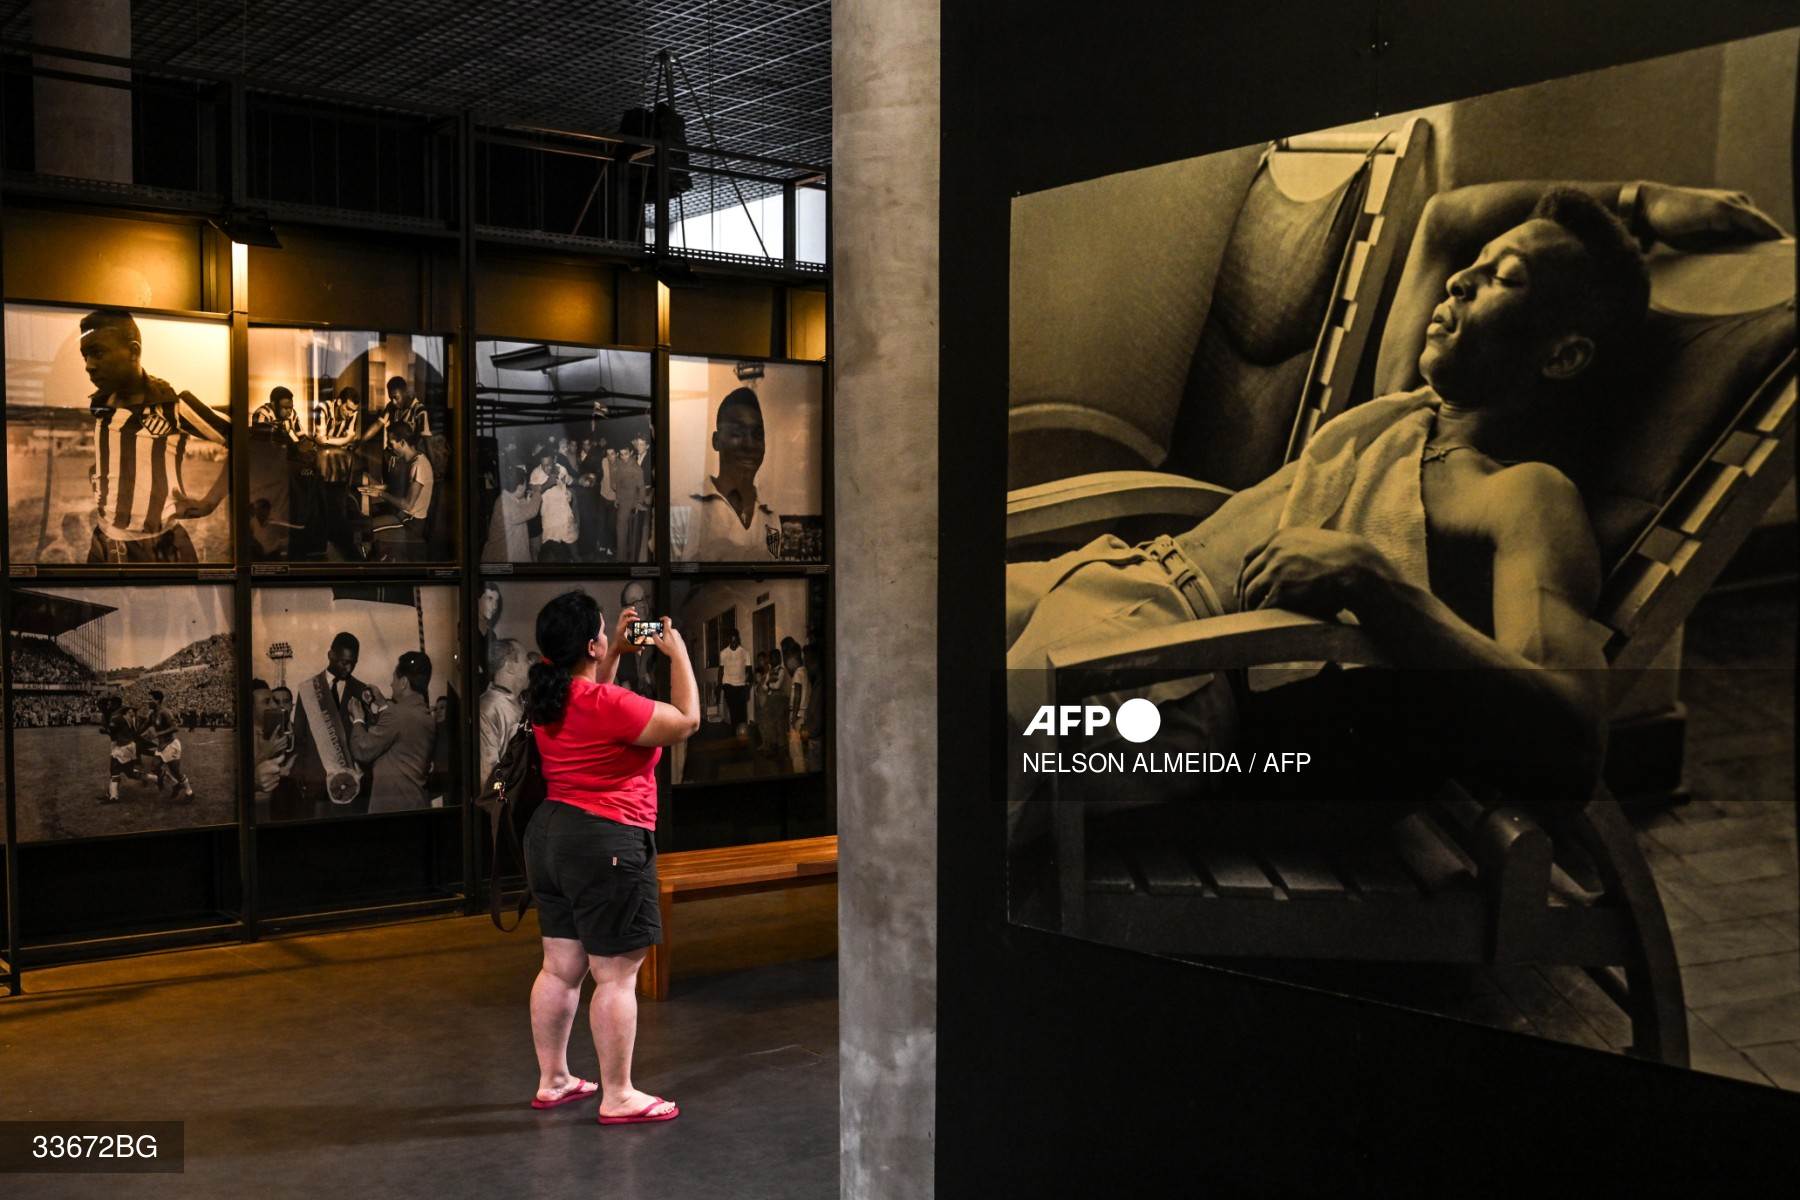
left=628, top=619, right=664, bottom=646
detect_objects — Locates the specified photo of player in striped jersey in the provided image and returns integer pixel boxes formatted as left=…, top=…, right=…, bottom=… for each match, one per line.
left=79, top=308, right=232, bottom=562
left=5, top=303, right=232, bottom=564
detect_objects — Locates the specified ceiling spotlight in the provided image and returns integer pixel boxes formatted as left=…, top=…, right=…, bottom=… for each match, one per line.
left=653, top=259, right=701, bottom=289
left=210, top=208, right=282, bottom=249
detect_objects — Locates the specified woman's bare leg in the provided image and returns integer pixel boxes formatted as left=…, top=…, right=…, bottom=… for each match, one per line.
left=531, top=937, right=590, bottom=1097
left=589, top=947, right=675, bottom=1117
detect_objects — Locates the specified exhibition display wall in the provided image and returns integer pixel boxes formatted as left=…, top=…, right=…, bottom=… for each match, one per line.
left=0, top=58, right=831, bottom=989
left=938, top=1, right=1800, bottom=1191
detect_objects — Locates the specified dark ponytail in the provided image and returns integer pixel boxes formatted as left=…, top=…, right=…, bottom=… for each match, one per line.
left=522, top=590, right=603, bottom=725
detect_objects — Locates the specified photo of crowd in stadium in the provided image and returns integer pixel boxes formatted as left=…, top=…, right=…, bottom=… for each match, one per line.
left=245, top=328, right=453, bottom=562
left=250, top=584, right=462, bottom=822
left=4, top=303, right=232, bottom=564
left=475, top=341, right=655, bottom=565
left=6, top=584, right=236, bottom=841
left=669, top=357, right=824, bottom=562
left=668, top=576, right=825, bottom=785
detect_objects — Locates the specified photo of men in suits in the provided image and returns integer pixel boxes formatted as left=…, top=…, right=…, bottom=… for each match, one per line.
left=252, top=586, right=462, bottom=822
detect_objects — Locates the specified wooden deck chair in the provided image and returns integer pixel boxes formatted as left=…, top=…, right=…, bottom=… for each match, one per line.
left=1007, top=119, right=1433, bottom=516
left=1010, top=190, right=1796, bottom=1067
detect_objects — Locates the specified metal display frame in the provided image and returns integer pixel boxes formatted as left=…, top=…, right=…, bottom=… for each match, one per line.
left=0, top=42, right=832, bottom=989
left=0, top=157, right=14, bottom=994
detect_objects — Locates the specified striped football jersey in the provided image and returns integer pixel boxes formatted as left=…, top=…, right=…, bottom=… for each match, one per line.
left=319, top=406, right=361, bottom=445
left=89, top=373, right=230, bottom=540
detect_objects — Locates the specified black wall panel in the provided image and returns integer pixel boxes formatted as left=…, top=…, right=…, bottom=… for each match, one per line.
left=938, top=0, right=1800, bottom=1193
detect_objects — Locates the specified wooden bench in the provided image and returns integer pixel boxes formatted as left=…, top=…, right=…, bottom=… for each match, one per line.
left=638, top=835, right=838, bottom=1001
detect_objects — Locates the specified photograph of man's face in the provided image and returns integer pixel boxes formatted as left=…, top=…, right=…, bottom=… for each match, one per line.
left=78, top=321, right=138, bottom=397
left=251, top=681, right=274, bottom=721
left=327, top=638, right=358, bottom=681
left=669, top=357, right=824, bottom=563
left=620, top=579, right=652, bottom=616
left=712, top=391, right=767, bottom=479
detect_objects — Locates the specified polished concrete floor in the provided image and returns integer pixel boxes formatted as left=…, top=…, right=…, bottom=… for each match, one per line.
left=0, top=886, right=840, bottom=1199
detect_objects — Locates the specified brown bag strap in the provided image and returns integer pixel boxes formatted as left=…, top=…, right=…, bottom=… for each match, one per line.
left=485, top=780, right=534, bottom=932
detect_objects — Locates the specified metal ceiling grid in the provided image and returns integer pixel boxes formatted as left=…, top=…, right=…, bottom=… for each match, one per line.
left=0, top=0, right=831, bottom=165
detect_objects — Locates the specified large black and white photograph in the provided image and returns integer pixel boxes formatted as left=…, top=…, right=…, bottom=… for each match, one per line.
left=250, top=584, right=462, bottom=822
left=5, top=303, right=231, bottom=564
left=669, top=576, right=824, bottom=785
left=476, top=578, right=662, bottom=783
left=476, top=340, right=655, bottom=565
left=1003, top=31, right=1797, bottom=1085
left=669, top=356, right=824, bottom=562
left=246, top=328, right=453, bottom=563
left=7, top=584, right=236, bottom=840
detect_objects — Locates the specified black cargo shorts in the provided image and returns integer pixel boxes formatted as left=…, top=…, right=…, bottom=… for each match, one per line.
left=524, top=800, right=661, bottom=956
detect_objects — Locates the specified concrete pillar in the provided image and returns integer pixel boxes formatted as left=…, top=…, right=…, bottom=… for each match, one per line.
left=33, top=0, right=134, bottom=184
left=833, top=0, right=939, bottom=1196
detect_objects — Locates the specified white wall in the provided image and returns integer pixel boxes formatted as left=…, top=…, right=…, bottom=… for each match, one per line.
left=674, top=578, right=811, bottom=662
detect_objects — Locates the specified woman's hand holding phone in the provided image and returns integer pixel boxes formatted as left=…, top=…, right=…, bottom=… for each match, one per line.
left=646, top=615, right=682, bottom=659
left=614, top=606, right=643, bottom=654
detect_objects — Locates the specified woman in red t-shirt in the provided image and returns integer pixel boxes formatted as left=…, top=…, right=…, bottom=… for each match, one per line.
left=520, top=589, right=698, bottom=1125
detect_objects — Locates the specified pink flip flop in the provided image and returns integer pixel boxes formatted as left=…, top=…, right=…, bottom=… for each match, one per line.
left=597, top=1097, right=680, bottom=1125
left=530, top=1079, right=599, bottom=1110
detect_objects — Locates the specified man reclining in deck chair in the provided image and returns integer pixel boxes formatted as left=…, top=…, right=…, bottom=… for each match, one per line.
left=1007, top=182, right=1784, bottom=827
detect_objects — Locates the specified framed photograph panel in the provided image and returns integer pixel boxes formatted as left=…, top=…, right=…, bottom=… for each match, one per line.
left=250, top=584, right=462, bottom=822
left=246, top=328, right=453, bottom=563
left=7, top=583, right=236, bottom=841
left=475, top=340, right=655, bottom=565
left=5, top=303, right=231, bottom=565
left=668, top=575, right=825, bottom=785
left=477, top=577, right=663, bottom=783
left=999, top=29, right=1799, bottom=1084
left=669, top=357, right=824, bottom=563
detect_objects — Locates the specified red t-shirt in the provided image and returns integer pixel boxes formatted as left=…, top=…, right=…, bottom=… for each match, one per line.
left=534, top=678, right=661, bottom=830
